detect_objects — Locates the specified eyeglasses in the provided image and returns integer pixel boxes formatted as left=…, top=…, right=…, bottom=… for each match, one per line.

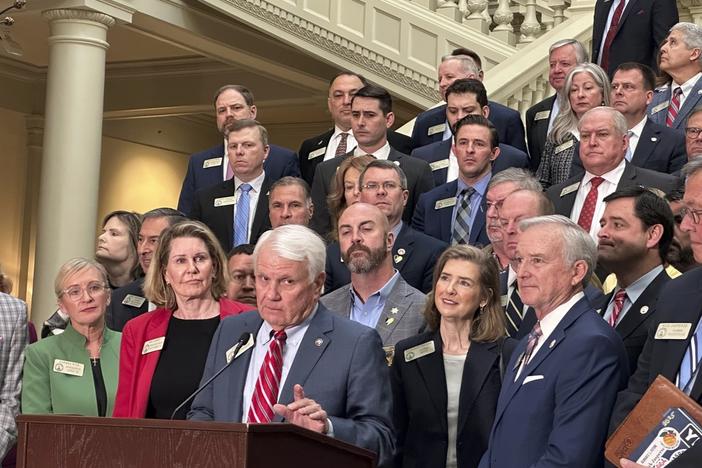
left=684, top=127, right=702, bottom=138
left=361, top=181, right=403, bottom=192
left=61, top=282, right=108, bottom=301
left=680, top=206, right=702, bottom=224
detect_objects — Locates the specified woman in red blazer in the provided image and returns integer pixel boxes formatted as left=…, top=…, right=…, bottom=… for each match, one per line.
left=113, top=221, right=252, bottom=419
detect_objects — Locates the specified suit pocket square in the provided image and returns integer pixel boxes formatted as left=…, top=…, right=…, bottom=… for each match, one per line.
left=523, top=375, right=544, bottom=384
left=636, top=9, right=645, bottom=15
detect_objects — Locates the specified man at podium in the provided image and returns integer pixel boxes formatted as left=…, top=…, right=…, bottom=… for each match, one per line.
left=188, top=225, right=394, bottom=467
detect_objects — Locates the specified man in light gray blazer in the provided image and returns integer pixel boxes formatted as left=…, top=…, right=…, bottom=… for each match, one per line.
left=0, top=293, right=28, bottom=460
left=321, top=203, right=426, bottom=351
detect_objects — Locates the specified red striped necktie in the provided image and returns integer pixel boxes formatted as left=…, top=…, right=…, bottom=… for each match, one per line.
left=247, top=330, right=287, bottom=423
left=666, top=87, right=683, bottom=127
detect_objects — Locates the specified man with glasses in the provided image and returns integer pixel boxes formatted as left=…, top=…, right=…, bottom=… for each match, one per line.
left=323, top=160, right=446, bottom=294
left=683, top=106, right=702, bottom=161
left=612, top=158, right=702, bottom=468
left=665, top=188, right=698, bottom=272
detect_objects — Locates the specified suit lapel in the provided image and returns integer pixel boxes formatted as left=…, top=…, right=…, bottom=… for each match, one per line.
left=616, top=271, right=670, bottom=340
left=631, top=121, right=658, bottom=168
left=554, top=177, right=580, bottom=217
left=469, top=196, right=487, bottom=245
left=415, top=332, right=448, bottom=430
left=228, top=314, right=263, bottom=422
left=675, top=78, right=702, bottom=129
left=457, top=341, right=498, bottom=436
left=659, top=278, right=702, bottom=381
left=434, top=140, right=452, bottom=185
left=440, top=181, right=458, bottom=242
left=615, top=0, right=640, bottom=35
left=250, top=175, right=273, bottom=242
left=616, top=162, right=638, bottom=189
left=374, top=279, right=411, bottom=344
left=392, top=224, right=415, bottom=274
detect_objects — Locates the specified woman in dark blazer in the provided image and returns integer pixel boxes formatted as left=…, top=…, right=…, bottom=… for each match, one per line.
left=391, top=245, right=514, bottom=468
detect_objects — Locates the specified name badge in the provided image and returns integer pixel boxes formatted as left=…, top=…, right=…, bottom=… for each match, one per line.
left=203, top=157, right=223, bottom=169
left=404, top=340, right=435, bottom=362
left=534, top=110, right=550, bottom=121
left=214, top=196, right=236, bottom=207
left=225, top=333, right=255, bottom=363
left=501, top=294, right=509, bottom=307
left=122, top=294, right=146, bottom=308
left=655, top=323, right=692, bottom=340
left=560, top=182, right=580, bottom=197
left=309, top=147, right=326, bottom=160
left=435, top=197, right=456, bottom=210
left=142, top=337, right=166, bottom=354
left=429, top=159, right=449, bottom=171
left=555, top=140, right=574, bottom=153
left=53, top=359, right=84, bottom=377
left=427, top=123, right=446, bottom=136
left=650, top=102, right=669, bottom=114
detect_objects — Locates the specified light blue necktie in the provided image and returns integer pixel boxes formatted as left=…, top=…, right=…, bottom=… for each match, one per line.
left=677, top=319, right=702, bottom=394
left=233, top=183, right=252, bottom=247
left=624, top=131, right=634, bottom=161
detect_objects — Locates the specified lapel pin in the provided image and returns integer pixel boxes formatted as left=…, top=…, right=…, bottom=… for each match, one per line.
left=698, top=89, right=702, bottom=95
left=385, top=317, right=395, bottom=326
left=640, top=305, right=649, bottom=314
left=391, top=307, right=399, bottom=315
left=397, top=248, right=406, bottom=255
left=650, top=137, right=658, bottom=142
left=314, top=338, right=324, bottom=347
left=394, top=255, right=404, bottom=263
left=549, top=339, right=556, bottom=349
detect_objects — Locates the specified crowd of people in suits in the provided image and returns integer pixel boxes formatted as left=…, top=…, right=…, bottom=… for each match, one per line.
left=2, top=2, right=702, bottom=467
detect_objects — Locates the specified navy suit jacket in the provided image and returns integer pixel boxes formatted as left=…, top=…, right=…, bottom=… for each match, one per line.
left=106, top=278, right=148, bottom=332
left=591, top=0, right=677, bottom=77
left=648, top=77, right=702, bottom=130
left=411, top=179, right=490, bottom=246
left=323, top=223, right=447, bottom=294
left=177, top=143, right=300, bottom=216
left=479, top=296, right=629, bottom=468
left=411, top=139, right=529, bottom=186
left=410, top=103, right=527, bottom=153
left=188, top=307, right=395, bottom=467
left=525, top=95, right=556, bottom=171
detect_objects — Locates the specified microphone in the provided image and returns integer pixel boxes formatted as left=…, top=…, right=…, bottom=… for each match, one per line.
left=170, top=331, right=252, bottom=420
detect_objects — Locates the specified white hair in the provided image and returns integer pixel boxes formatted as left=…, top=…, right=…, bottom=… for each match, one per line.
left=253, top=225, right=325, bottom=282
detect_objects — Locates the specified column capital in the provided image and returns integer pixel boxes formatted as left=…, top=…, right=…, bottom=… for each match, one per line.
left=42, top=8, right=116, bottom=28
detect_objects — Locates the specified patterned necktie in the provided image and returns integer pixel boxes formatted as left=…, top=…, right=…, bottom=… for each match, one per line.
left=608, top=289, right=627, bottom=327
left=248, top=330, right=287, bottom=423
left=577, top=177, right=604, bottom=233
left=451, top=187, right=475, bottom=245
left=505, top=284, right=525, bottom=337
left=233, top=183, right=252, bottom=247
left=677, top=320, right=702, bottom=394
left=599, top=0, right=625, bottom=72
left=516, top=321, right=542, bottom=381
left=335, top=132, right=349, bottom=157
left=666, top=87, right=683, bottom=127
left=624, top=130, right=634, bottom=161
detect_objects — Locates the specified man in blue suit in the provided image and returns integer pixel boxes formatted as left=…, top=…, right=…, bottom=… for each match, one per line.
left=648, top=23, right=702, bottom=131
left=479, top=215, right=628, bottom=468
left=412, top=79, right=529, bottom=186
left=412, top=114, right=498, bottom=246
left=189, top=225, right=394, bottom=467
left=177, top=85, right=300, bottom=216
left=411, top=53, right=526, bottom=153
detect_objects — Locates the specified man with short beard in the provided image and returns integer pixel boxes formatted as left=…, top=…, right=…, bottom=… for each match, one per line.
left=665, top=188, right=698, bottom=272
left=321, top=203, right=426, bottom=349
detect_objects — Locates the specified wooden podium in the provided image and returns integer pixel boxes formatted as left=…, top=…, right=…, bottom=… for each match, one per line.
left=16, top=415, right=376, bottom=467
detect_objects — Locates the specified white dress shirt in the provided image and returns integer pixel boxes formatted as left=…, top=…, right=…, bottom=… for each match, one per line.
left=233, top=171, right=265, bottom=243
left=354, top=141, right=391, bottom=160
left=627, top=116, right=647, bottom=159
left=323, top=126, right=358, bottom=161
left=570, top=159, right=626, bottom=239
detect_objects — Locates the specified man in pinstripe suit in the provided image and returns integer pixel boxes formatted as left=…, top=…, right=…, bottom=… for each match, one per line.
left=0, top=292, right=28, bottom=461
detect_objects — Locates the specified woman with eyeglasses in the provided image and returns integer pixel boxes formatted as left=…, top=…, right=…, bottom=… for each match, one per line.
left=22, top=258, right=120, bottom=416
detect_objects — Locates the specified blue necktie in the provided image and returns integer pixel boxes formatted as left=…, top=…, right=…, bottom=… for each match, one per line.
left=677, top=319, right=702, bottom=394
left=233, top=183, right=252, bottom=247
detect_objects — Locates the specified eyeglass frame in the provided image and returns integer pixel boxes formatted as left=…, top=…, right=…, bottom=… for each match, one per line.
left=60, top=282, right=109, bottom=301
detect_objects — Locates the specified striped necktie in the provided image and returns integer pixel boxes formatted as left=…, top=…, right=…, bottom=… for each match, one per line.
left=608, top=289, right=627, bottom=327
left=505, top=284, right=525, bottom=337
left=233, top=183, right=252, bottom=247
left=451, top=187, right=475, bottom=245
left=677, top=320, right=702, bottom=394
left=666, top=87, right=683, bottom=127
left=248, top=330, right=287, bottom=423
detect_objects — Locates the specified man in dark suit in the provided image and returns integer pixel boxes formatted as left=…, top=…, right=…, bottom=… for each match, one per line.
left=325, top=160, right=446, bottom=294
left=411, top=79, right=529, bottom=187
left=595, top=186, right=675, bottom=375
left=191, top=119, right=273, bottom=252
left=412, top=114, right=499, bottom=246
left=665, top=188, right=699, bottom=272
left=479, top=216, right=629, bottom=468
left=684, top=106, right=702, bottom=160
left=107, top=207, right=185, bottom=331
left=188, top=225, right=394, bottom=467
left=648, top=23, right=702, bottom=130
left=592, top=0, right=677, bottom=77
left=297, top=71, right=414, bottom=185
left=177, top=85, right=299, bottom=216
left=310, top=85, right=434, bottom=238
left=610, top=62, right=686, bottom=173
left=411, top=54, right=526, bottom=153
left=321, top=202, right=426, bottom=349
left=546, top=107, right=680, bottom=241
left=525, top=39, right=588, bottom=171
left=612, top=158, right=702, bottom=468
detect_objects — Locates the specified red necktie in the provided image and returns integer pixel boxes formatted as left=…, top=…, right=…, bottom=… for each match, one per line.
left=666, top=87, right=683, bottom=127
left=599, top=0, right=625, bottom=72
left=608, top=289, right=627, bottom=327
left=247, top=330, right=287, bottom=423
left=335, top=132, right=349, bottom=157
left=577, top=177, right=605, bottom=233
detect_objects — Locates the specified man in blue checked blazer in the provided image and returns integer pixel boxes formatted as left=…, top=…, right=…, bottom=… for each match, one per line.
left=0, top=292, right=27, bottom=460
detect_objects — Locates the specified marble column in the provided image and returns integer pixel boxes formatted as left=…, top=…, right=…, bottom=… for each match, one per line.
left=32, top=9, right=114, bottom=326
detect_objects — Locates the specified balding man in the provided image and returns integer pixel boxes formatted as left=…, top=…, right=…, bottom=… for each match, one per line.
left=546, top=107, right=679, bottom=241
left=411, top=54, right=526, bottom=152
left=526, top=39, right=588, bottom=170
left=178, top=84, right=299, bottom=216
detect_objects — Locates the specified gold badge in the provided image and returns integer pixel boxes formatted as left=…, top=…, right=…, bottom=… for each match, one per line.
left=404, top=341, right=435, bottom=362
left=655, top=323, right=692, bottom=340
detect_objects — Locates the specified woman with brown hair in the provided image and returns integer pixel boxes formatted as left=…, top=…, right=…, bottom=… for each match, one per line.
left=326, top=154, right=376, bottom=238
left=96, top=210, right=142, bottom=288
left=391, top=245, right=515, bottom=468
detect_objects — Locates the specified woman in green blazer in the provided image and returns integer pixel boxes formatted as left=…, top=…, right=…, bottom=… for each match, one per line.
left=22, top=258, right=121, bottom=416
